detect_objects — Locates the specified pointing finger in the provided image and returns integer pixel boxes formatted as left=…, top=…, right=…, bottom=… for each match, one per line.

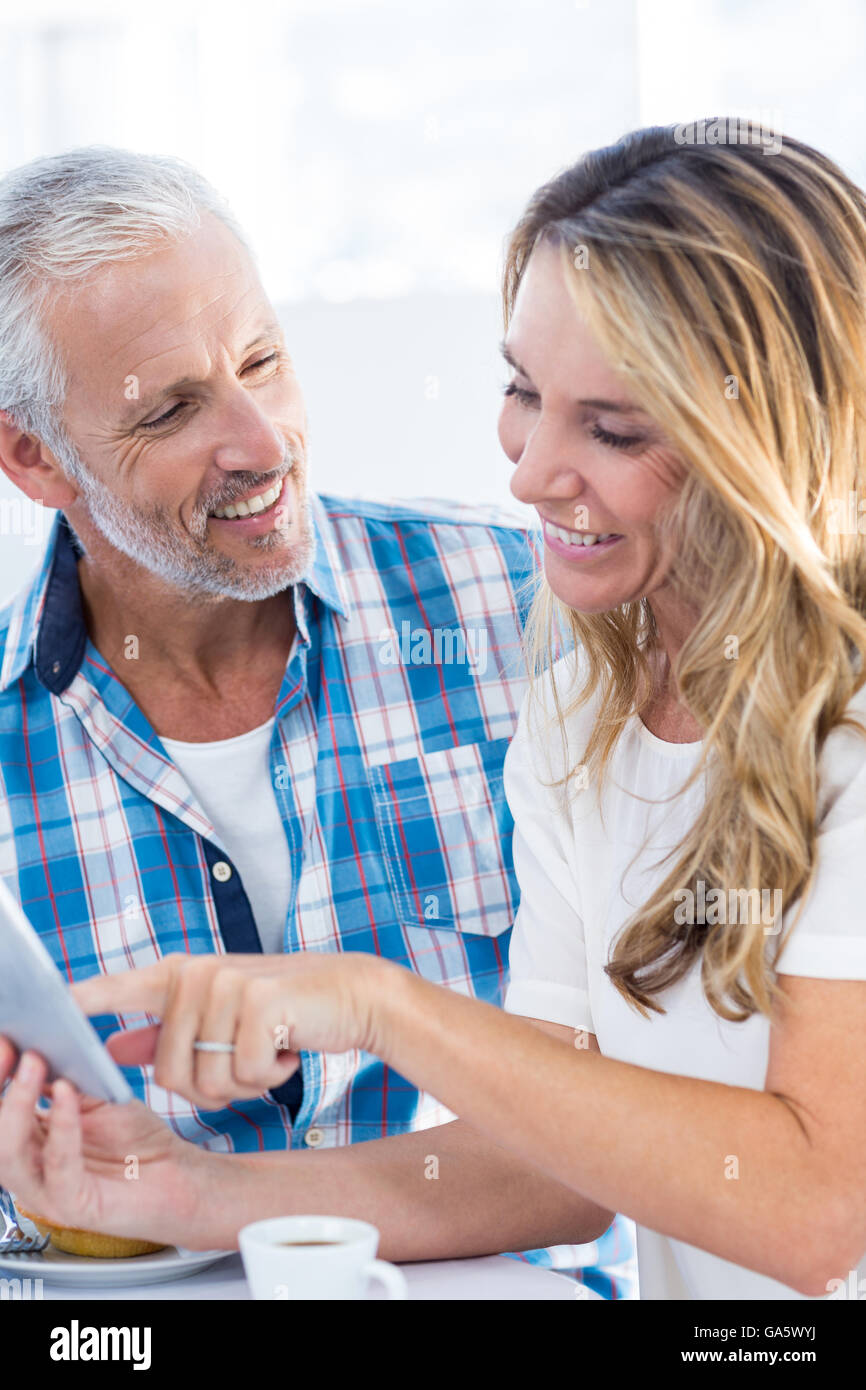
left=105, top=1024, right=161, bottom=1067
left=70, top=959, right=179, bottom=1017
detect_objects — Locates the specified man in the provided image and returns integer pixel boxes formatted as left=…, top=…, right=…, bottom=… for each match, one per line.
left=0, top=147, right=634, bottom=1297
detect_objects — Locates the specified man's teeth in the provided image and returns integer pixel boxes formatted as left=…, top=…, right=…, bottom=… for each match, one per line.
left=547, top=524, right=615, bottom=547
left=211, top=479, right=283, bottom=520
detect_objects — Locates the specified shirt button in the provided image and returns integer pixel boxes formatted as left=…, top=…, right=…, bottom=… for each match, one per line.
left=304, top=1127, right=324, bottom=1148
left=212, top=860, right=233, bottom=883
left=52, top=661, right=61, bottom=675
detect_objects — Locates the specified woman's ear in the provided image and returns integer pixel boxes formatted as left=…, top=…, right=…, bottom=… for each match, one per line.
left=0, top=410, right=78, bottom=509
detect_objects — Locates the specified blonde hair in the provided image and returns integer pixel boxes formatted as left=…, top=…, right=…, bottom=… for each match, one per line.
left=504, top=121, right=866, bottom=1021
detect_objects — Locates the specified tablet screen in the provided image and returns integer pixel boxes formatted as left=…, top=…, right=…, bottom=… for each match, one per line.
left=0, top=877, right=134, bottom=1104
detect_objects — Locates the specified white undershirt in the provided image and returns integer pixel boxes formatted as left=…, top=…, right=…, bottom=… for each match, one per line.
left=160, top=708, right=293, bottom=957
left=503, top=648, right=866, bottom=1301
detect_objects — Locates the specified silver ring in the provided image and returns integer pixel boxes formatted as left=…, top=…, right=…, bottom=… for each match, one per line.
left=193, top=1040, right=236, bottom=1054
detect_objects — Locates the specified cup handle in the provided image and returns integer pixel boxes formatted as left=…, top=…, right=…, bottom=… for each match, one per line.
left=364, top=1258, right=408, bottom=1300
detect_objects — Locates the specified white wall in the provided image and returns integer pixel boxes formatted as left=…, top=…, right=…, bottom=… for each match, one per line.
left=2, top=0, right=866, bottom=607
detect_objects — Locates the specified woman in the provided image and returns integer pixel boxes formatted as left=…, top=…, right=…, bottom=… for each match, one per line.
left=4, top=121, right=866, bottom=1300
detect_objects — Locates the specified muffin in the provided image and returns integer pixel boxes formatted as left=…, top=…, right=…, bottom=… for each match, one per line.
left=15, top=1204, right=167, bottom=1258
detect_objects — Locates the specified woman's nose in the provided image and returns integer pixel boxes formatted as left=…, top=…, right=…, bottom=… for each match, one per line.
left=510, top=420, right=586, bottom=507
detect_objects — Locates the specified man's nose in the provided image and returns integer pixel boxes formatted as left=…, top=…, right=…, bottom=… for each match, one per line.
left=209, top=384, right=289, bottom=476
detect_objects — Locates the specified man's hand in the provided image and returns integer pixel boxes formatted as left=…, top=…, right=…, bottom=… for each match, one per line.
left=70, top=950, right=396, bottom=1110
left=0, top=1037, right=211, bottom=1248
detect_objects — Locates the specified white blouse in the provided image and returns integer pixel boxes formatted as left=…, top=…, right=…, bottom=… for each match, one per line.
left=503, top=649, right=866, bottom=1300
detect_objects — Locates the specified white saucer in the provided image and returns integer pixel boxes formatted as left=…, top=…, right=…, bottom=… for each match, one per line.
left=0, top=1215, right=232, bottom=1287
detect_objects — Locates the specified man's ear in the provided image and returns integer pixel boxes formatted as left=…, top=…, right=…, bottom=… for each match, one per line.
left=0, top=411, right=78, bottom=509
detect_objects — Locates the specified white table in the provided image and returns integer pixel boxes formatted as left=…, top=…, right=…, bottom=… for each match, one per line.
left=37, top=1252, right=601, bottom=1300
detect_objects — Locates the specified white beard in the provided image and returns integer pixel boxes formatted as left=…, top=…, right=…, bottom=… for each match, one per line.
left=61, top=440, right=316, bottom=602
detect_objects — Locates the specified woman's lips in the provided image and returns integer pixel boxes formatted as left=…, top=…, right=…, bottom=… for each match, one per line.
left=542, top=519, right=622, bottom=560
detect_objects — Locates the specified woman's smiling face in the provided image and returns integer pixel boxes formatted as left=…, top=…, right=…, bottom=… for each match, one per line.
left=498, top=239, right=685, bottom=615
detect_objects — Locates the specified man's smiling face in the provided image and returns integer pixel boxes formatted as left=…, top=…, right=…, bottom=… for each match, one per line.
left=50, top=212, right=313, bottom=600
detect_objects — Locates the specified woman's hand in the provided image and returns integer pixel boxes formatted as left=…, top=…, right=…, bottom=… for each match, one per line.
left=70, top=950, right=398, bottom=1111
left=0, top=1038, right=212, bottom=1248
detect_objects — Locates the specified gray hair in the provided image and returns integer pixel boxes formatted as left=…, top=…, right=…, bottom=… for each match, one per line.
left=0, top=146, right=251, bottom=474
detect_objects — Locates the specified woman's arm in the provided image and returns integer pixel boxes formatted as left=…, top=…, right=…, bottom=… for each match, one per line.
left=66, top=952, right=866, bottom=1291
left=369, top=967, right=866, bottom=1296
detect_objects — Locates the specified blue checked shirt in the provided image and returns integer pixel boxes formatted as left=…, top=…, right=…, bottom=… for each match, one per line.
left=0, top=492, right=636, bottom=1299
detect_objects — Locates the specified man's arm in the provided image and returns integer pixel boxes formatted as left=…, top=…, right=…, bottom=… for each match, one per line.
left=0, top=1018, right=615, bottom=1258
left=191, top=1023, right=615, bottom=1259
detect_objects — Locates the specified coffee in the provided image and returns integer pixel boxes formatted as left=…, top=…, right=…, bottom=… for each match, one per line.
left=278, top=1239, right=342, bottom=1247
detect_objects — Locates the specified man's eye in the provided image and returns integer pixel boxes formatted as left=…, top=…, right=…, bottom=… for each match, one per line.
left=140, top=402, right=184, bottom=431
left=138, top=354, right=281, bottom=431
left=245, top=352, right=279, bottom=372
left=502, top=382, right=539, bottom=407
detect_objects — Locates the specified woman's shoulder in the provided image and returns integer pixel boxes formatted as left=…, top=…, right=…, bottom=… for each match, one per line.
left=518, top=646, right=597, bottom=739
left=774, top=682, right=866, bottom=978
left=818, top=681, right=866, bottom=825
left=508, top=646, right=601, bottom=795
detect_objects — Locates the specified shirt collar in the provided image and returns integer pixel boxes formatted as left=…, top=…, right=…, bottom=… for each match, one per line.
left=0, top=492, right=350, bottom=696
left=306, top=492, right=351, bottom=621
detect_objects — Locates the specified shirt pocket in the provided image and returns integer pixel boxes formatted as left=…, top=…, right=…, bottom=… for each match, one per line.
left=367, top=737, right=516, bottom=936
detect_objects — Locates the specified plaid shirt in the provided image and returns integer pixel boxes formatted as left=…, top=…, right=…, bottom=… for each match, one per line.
left=0, top=492, right=635, bottom=1298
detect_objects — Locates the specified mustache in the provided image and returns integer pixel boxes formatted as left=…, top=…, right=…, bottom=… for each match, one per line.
left=201, top=444, right=301, bottom=515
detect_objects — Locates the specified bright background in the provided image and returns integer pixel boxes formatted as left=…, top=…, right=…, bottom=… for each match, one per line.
left=1, top=0, right=865, bottom=602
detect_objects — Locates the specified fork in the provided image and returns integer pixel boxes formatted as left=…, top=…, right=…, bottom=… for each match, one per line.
left=0, top=1186, right=49, bottom=1254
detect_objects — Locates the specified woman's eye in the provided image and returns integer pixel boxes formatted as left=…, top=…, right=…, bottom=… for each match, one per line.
left=589, top=422, right=644, bottom=451
left=501, top=383, right=644, bottom=452
left=140, top=401, right=184, bottom=430
left=502, top=382, right=539, bottom=407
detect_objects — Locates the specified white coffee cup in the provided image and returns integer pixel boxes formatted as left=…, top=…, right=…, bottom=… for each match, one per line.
left=239, top=1215, right=408, bottom=1301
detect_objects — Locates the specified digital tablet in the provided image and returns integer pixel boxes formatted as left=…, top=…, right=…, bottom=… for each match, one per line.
left=0, top=875, right=134, bottom=1104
